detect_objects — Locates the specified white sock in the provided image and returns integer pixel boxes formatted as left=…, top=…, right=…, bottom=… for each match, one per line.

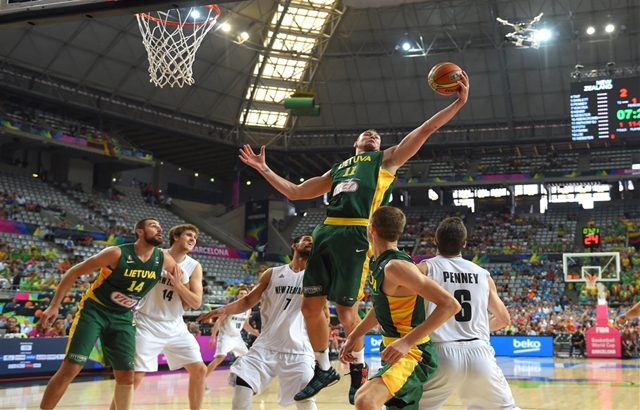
left=314, top=350, right=331, bottom=371
left=231, top=385, right=253, bottom=410
left=295, top=399, right=318, bottom=410
left=353, top=348, right=365, bottom=364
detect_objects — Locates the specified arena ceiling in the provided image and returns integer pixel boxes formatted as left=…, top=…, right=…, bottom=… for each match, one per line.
left=0, top=0, right=639, bottom=181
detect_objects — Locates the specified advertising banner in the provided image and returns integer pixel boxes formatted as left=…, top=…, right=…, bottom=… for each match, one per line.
left=190, top=245, right=247, bottom=259
left=0, top=337, right=102, bottom=377
left=585, top=326, right=621, bottom=358
left=489, top=336, right=553, bottom=357
left=244, top=200, right=269, bottom=249
left=364, top=334, right=383, bottom=355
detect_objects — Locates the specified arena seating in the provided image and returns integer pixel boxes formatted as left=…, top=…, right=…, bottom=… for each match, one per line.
left=589, top=150, right=632, bottom=170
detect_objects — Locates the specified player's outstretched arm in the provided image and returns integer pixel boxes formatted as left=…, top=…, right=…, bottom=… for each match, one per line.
left=487, top=277, right=510, bottom=331
left=617, top=301, right=640, bottom=324
left=196, top=269, right=274, bottom=323
left=239, top=145, right=332, bottom=200
left=40, top=246, right=121, bottom=326
left=382, top=72, right=469, bottom=175
left=380, top=261, right=461, bottom=364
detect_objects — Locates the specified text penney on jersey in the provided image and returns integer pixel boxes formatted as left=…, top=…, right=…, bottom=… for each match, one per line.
left=443, top=271, right=478, bottom=284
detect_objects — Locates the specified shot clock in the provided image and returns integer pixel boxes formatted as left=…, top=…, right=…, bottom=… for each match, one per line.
left=571, top=76, right=640, bottom=141
left=582, top=227, right=601, bottom=247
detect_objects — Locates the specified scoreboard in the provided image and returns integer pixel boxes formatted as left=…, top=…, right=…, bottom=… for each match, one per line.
left=570, top=77, right=640, bottom=141
left=582, top=227, right=601, bottom=247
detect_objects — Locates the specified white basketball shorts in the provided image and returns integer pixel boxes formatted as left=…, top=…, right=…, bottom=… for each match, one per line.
left=419, top=340, right=520, bottom=410
left=228, top=346, right=315, bottom=407
left=215, top=333, right=249, bottom=358
left=134, top=313, right=202, bottom=372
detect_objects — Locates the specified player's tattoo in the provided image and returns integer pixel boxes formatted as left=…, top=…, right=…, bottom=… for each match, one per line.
left=262, top=168, right=270, bottom=173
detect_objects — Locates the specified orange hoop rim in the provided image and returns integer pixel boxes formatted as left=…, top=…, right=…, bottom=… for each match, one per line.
left=584, top=275, right=598, bottom=287
left=136, top=5, right=221, bottom=27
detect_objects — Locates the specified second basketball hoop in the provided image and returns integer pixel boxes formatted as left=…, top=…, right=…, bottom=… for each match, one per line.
left=136, top=5, right=221, bottom=88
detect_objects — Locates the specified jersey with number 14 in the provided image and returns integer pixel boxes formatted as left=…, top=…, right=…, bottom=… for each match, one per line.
left=137, top=254, right=199, bottom=321
left=83, top=244, right=164, bottom=312
left=328, top=150, right=395, bottom=219
left=424, top=255, right=491, bottom=343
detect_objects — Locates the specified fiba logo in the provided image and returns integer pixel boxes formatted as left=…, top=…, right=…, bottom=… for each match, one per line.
left=513, top=339, right=541, bottom=353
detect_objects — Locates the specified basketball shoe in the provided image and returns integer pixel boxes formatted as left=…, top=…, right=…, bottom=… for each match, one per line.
left=294, top=361, right=340, bottom=401
left=347, top=362, right=369, bottom=405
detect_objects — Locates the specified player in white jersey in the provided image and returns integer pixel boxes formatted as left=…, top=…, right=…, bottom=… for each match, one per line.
left=205, top=287, right=260, bottom=379
left=197, top=235, right=316, bottom=409
left=109, top=224, right=207, bottom=410
left=416, top=217, right=519, bottom=410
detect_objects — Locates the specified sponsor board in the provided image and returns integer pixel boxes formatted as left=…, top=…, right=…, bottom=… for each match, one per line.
left=586, top=326, right=621, bottom=358
left=489, top=336, right=553, bottom=357
left=364, top=335, right=383, bottom=355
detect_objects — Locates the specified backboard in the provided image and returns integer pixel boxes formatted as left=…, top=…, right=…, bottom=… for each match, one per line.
left=0, top=0, right=235, bottom=29
left=562, top=252, right=620, bottom=283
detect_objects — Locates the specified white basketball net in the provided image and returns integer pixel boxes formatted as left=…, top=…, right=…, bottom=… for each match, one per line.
left=136, top=5, right=220, bottom=88
left=584, top=275, right=598, bottom=289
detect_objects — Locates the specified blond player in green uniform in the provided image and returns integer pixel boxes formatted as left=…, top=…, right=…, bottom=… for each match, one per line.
left=38, top=218, right=180, bottom=410
left=340, top=207, right=460, bottom=410
left=239, top=73, right=469, bottom=403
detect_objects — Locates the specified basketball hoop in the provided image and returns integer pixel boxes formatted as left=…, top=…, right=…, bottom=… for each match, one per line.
left=584, top=275, right=598, bottom=290
left=136, top=5, right=221, bottom=88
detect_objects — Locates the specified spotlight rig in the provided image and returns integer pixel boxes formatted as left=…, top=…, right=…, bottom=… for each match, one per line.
left=496, top=13, right=544, bottom=49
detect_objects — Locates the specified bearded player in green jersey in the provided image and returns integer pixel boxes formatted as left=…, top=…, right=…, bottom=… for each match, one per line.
left=239, top=73, right=469, bottom=404
left=38, top=218, right=180, bottom=410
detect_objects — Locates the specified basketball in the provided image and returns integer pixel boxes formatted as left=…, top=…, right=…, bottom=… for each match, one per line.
left=428, top=62, right=463, bottom=96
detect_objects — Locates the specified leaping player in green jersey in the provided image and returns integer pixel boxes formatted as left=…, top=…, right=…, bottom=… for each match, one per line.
left=239, top=72, right=469, bottom=404
left=38, top=218, right=180, bottom=410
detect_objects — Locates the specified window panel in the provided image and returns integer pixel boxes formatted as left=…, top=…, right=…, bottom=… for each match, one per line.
left=241, top=109, right=289, bottom=128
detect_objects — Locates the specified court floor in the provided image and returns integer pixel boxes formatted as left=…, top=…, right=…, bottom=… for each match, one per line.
left=1, top=357, right=639, bottom=409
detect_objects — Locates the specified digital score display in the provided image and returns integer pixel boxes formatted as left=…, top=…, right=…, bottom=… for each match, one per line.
left=570, top=77, right=640, bottom=141
left=582, top=227, right=601, bottom=247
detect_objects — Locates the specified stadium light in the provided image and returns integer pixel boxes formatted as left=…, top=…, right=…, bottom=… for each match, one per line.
left=221, top=23, right=231, bottom=32
left=586, top=26, right=595, bottom=35
left=605, top=24, right=614, bottom=33
left=533, top=29, right=552, bottom=42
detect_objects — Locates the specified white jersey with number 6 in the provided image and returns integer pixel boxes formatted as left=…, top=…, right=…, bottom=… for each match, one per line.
left=252, top=264, right=312, bottom=354
left=424, top=255, right=491, bottom=343
left=137, top=255, right=199, bottom=321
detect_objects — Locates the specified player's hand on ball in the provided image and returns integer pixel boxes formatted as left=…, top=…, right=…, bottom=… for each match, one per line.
left=456, top=71, right=470, bottom=105
left=239, top=145, right=268, bottom=171
left=380, top=338, right=411, bottom=365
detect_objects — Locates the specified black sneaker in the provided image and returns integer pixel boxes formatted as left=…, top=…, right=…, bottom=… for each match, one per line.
left=347, top=362, right=368, bottom=405
left=294, top=361, right=340, bottom=401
